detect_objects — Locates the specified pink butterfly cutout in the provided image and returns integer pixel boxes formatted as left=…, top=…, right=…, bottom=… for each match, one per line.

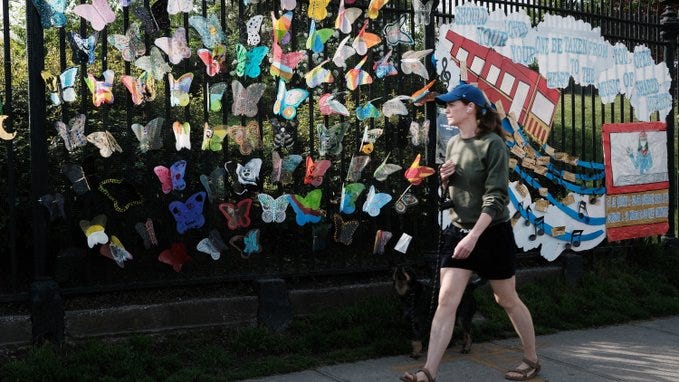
left=218, top=198, right=253, bottom=231
left=73, top=0, right=116, bottom=31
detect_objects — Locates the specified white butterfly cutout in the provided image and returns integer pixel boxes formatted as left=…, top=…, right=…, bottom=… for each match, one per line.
left=231, top=80, right=266, bottom=117
left=258, top=193, right=290, bottom=224
left=172, top=121, right=191, bottom=151
left=332, top=35, right=356, bottom=68
left=167, top=0, right=192, bottom=15
left=401, top=49, right=433, bottom=80
left=280, top=0, right=296, bottom=10
left=131, top=117, right=165, bottom=153
left=382, top=14, right=414, bottom=46
left=410, top=120, right=430, bottom=146
left=86, top=130, right=122, bottom=158
left=382, top=95, right=410, bottom=117
left=135, top=46, right=172, bottom=81
left=335, top=0, right=362, bottom=34
left=236, top=158, right=263, bottom=186
left=246, top=15, right=264, bottom=46
left=413, top=0, right=433, bottom=26
left=154, top=27, right=191, bottom=65
left=54, top=114, right=87, bottom=152
left=196, top=229, right=228, bottom=260
left=318, top=93, right=350, bottom=116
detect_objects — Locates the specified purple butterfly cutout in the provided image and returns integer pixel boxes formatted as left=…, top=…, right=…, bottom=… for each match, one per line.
left=169, top=191, right=206, bottom=234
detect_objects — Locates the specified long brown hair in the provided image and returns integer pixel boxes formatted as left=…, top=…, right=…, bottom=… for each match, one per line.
left=460, top=100, right=504, bottom=138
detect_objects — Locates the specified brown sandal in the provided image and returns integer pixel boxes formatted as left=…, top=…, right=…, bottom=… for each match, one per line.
left=400, top=367, right=436, bottom=382
left=504, top=358, right=541, bottom=381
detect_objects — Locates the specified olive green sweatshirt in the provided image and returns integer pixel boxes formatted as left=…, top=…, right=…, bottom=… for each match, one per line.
left=444, top=132, right=510, bottom=229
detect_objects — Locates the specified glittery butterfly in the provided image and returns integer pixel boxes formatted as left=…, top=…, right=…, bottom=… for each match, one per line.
left=373, top=153, right=402, bottom=181
left=231, top=80, right=266, bottom=117
left=258, top=193, right=289, bottom=223
left=54, top=114, right=87, bottom=152
left=383, top=14, right=414, bottom=46
left=307, top=0, right=330, bottom=21
left=339, top=182, right=365, bottom=214
left=108, top=23, right=145, bottom=62
left=79, top=214, right=108, bottom=248
left=332, top=35, right=356, bottom=68
left=189, top=14, right=225, bottom=48
left=68, top=32, right=97, bottom=65
left=409, top=120, right=430, bottom=146
left=86, top=130, right=122, bottom=158
left=306, top=20, right=334, bottom=54
left=270, top=37, right=306, bottom=81
left=270, top=118, right=298, bottom=150
left=208, top=82, right=227, bottom=112
left=120, top=71, right=156, bottom=105
left=362, top=185, right=392, bottom=217
left=373, top=49, right=398, bottom=79
left=401, top=49, right=433, bottom=80
left=97, top=178, right=143, bottom=213
left=32, top=0, right=67, bottom=28
left=158, top=243, right=190, bottom=272
left=196, top=229, right=228, bottom=260
left=346, top=154, right=370, bottom=182
left=168, top=72, right=193, bottom=107
left=201, top=123, right=227, bottom=151
left=355, top=100, right=381, bottom=121
left=394, top=191, right=419, bottom=214
left=218, top=198, right=252, bottom=230
left=288, top=190, right=323, bottom=226
left=131, top=117, right=164, bottom=153
left=226, top=121, right=261, bottom=155
left=404, top=153, right=435, bottom=185
left=169, top=191, right=206, bottom=234
left=135, top=46, right=172, bottom=81
left=360, top=126, right=383, bottom=154
left=367, top=0, right=390, bottom=20
left=234, top=44, right=269, bottom=79
left=245, top=15, right=264, bottom=46
left=166, top=0, right=192, bottom=15
left=318, top=122, right=349, bottom=157
left=304, top=156, right=332, bottom=187
left=230, top=228, right=261, bottom=259
left=333, top=214, right=359, bottom=245
left=304, top=59, right=334, bottom=88
left=132, top=0, right=170, bottom=35
left=352, top=20, right=381, bottom=55
left=99, top=235, right=133, bottom=268
left=172, top=121, right=191, bottom=151
left=271, top=11, right=293, bottom=45
left=318, top=93, right=350, bottom=116
left=413, top=0, right=433, bottom=26
left=273, top=79, right=309, bottom=120
left=73, top=0, right=115, bottom=31
left=84, top=70, right=114, bottom=107
left=346, top=56, right=373, bottom=91
left=153, top=159, right=187, bottom=194
left=154, top=27, right=191, bottom=64
left=197, top=44, right=227, bottom=77
left=41, top=67, right=78, bottom=106
left=135, top=218, right=158, bottom=249
left=382, top=95, right=410, bottom=117
left=271, top=151, right=303, bottom=184
left=200, top=167, right=227, bottom=203
left=335, top=0, right=362, bottom=34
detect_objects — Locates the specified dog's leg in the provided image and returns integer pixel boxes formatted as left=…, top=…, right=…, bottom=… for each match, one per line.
left=410, top=340, right=423, bottom=359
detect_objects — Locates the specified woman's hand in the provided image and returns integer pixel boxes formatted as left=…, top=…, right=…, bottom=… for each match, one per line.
left=452, top=233, right=479, bottom=259
left=439, top=159, right=456, bottom=181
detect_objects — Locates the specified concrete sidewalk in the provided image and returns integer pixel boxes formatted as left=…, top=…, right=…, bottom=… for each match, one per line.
left=243, top=316, right=679, bottom=382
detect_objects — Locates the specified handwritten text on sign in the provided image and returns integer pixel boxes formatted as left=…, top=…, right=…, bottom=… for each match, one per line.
left=606, top=189, right=668, bottom=228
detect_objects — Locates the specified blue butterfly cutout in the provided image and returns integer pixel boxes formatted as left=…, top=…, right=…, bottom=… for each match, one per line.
left=339, top=183, right=365, bottom=215
left=362, top=185, right=392, bottom=217
left=68, top=31, right=98, bottom=65
left=32, top=0, right=67, bottom=28
left=258, top=193, right=289, bottom=224
left=287, top=191, right=323, bottom=226
left=243, top=228, right=262, bottom=257
left=169, top=191, right=206, bottom=234
left=306, top=20, right=335, bottom=54
left=355, top=101, right=381, bottom=121
left=189, top=14, right=225, bottom=49
left=273, top=79, right=309, bottom=120
left=235, top=44, right=269, bottom=79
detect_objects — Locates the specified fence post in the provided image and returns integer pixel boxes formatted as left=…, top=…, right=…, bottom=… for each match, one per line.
left=661, top=4, right=679, bottom=242
left=25, top=0, right=64, bottom=344
left=425, top=0, right=441, bottom=245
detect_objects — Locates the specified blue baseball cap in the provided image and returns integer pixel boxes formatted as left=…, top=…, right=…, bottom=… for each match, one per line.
left=435, top=83, right=489, bottom=109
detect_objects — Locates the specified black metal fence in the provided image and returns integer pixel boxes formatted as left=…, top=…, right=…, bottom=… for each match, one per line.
left=0, top=0, right=677, bottom=312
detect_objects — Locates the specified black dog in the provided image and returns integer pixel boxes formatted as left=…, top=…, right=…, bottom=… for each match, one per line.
left=393, top=266, right=486, bottom=358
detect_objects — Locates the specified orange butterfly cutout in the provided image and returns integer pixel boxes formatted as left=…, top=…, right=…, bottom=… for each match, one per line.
left=226, top=121, right=261, bottom=155
left=304, top=156, right=332, bottom=187
left=404, top=154, right=435, bottom=186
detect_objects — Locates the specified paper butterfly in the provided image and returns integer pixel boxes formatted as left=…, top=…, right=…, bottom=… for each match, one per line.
left=234, top=44, right=269, bottom=78
left=404, top=153, right=435, bottom=185
left=307, top=0, right=330, bottom=21
left=280, top=0, right=296, bottom=10
left=270, top=39, right=306, bottom=81
left=273, top=79, right=309, bottom=120
left=230, top=228, right=262, bottom=258
left=196, top=229, right=228, bottom=260
left=410, top=120, right=430, bottom=146
left=373, top=49, right=398, bottom=78
left=394, top=191, right=419, bottom=214
left=235, top=158, right=263, bottom=186
left=383, top=14, right=414, bottom=46
left=168, top=72, right=193, bottom=107
left=231, top=80, right=266, bottom=117
left=271, top=11, right=293, bottom=45
left=335, top=0, right=362, bottom=34
left=135, top=46, right=172, bottom=81
left=132, top=0, right=170, bottom=35
left=199, top=167, right=226, bottom=203
left=270, top=118, right=298, bottom=150
left=68, top=32, right=97, bottom=65
left=318, top=122, right=349, bottom=157
left=305, top=59, right=334, bottom=88
left=382, top=95, right=410, bottom=117
left=226, top=121, right=261, bottom=155
left=41, top=67, right=78, bottom=106
left=352, top=20, right=381, bottom=55
left=54, top=114, right=87, bottom=152
left=332, top=35, right=356, bottom=68
left=99, top=235, right=133, bottom=268
left=373, top=229, right=393, bottom=255
left=32, top=0, right=67, bottom=28
left=62, top=163, right=91, bottom=195
left=367, top=0, right=390, bottom=19
left=154, top=27, right=191, bottom=65
left=271, top=152, right=303, bottom=184
left=411, top=79, right=437, bottom=106
left=246, top=15, right=264, bottom=46
left=346, top=155, right=370, bottom=182
left=201, top=123, right=227, bottom=151
left=360, top=126, right=383, bottom=154
left=355, top=100, right=381, bottom=121
left=363, top=185, right=392, bottom=217
left=39, top=192, right=66, bottom=221
left=333, top=214, right=359, bottom=245
left=413, top=0, right=433, bottom=26
left=172, top=121, right=191, bottom=151
left=319, top=93, right=350, bottom=116
left=130, top=116, right=164, bottom=153
left=84, top=70, right=114, bottom=107
left=339, top=183, right=365, bottom=214
left=79, top=214, right=108, bottom=248
left=219, top=198, right=252, bottom=230
left=197, top=44, right=227, bottom=77
left=86, top=130, right=122, bottom=158
left=97, top=178, right=143, bottom=213
left=306, top=19, right=334, bottom=54
left=108, top=23, right=145, bottom=62
left=169, top=191, right=206, bottom=234
left=135, top=218, right=158, bottom=250
left=401, top=49, right=433, bottom=80
left=158, top=243, right=190, bottom=272
left=73, top=0, right=115, bottom=31
left=304, top=156, right=332, bottom=187
left=120, top=71, right=156, bottom=105
left=205, top=82, right=227, bottom=112
left=258, top=193, right=289, bottom=223
left=189, top=14, right=225, bottom=48
left=373, top=153, right=402, bottom=181
left=154, top=159, right=186, bottom=194
left=167, top=0, right=192, bottom=15
left=346, top=56, right=373, bottom=91
left=288, top=190, right=323, bottom=226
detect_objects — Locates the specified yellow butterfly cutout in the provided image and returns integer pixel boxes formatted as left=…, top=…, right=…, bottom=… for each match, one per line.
left=367, top=0, right=390, bottom=19
left=308, top=0, right=331, bottom=21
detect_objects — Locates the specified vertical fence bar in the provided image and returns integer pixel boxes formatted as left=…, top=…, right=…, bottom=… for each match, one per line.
left=661, top=5, right=678, bottom=239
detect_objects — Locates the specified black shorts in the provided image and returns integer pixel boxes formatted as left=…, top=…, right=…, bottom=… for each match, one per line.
left=439, top=221, right=517, bottom=280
